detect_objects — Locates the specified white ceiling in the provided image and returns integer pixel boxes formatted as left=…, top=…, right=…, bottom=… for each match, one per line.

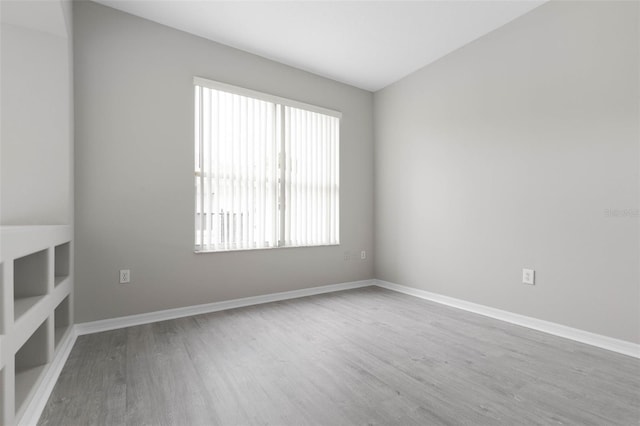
left=94, top=0, right=546, bottom=92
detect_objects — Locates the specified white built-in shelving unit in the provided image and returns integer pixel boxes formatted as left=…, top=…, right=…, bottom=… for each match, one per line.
left=0, top=226, right=73, bottom=425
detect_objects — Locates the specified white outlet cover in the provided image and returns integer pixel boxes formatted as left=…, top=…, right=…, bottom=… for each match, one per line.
left=119, top=269, right=131, bottom=284
left=522, top=268, right=535, bottom=285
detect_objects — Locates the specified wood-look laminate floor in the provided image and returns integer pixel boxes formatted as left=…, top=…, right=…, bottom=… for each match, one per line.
left=39, top=287, right=639, bottom=425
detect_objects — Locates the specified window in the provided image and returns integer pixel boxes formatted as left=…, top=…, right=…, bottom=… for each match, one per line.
left=194, top=77, right=340, bottom=252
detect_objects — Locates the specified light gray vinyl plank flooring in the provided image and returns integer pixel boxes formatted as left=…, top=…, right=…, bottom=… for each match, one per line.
left=38, top=287, right=640, bottom=425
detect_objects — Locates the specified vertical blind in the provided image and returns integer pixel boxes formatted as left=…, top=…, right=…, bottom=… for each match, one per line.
left=195, top=78, right=340, bottom=252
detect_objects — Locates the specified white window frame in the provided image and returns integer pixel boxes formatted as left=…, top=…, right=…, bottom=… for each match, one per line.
left=194, top=76, right=341, bottom=253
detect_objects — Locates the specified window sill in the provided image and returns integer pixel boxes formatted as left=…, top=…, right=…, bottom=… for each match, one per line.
left=194, top=243, right=340, bottom=254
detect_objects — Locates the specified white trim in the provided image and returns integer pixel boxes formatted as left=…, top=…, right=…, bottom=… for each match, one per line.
left=375, top=279, right=640, bottom=359
left=76, top=280, right=374, bottom=335
left=193, top=76, right=342, bottom=119
left=194, top=243, right=340, bottom=254
left=19, top=327, right=77, bottom=426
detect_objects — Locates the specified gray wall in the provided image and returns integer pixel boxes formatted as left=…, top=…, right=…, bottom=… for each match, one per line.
left=74, top=1, right=374, bottom=322
left=1, top=1, right=73, bottom=226
left=374, top=1, right=639, bottom=343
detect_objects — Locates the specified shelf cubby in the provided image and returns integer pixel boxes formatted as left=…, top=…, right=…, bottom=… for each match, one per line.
left=13, top=249, right=49, bottom=320
left=14, top=320, right=49, bottom=414
left=54, top=296, right=71, bottom=348
left=0, top=263, right=4, bottom=334
left=54, top=242, right=70, bottom=286
left=0, top=368, right=5, bottom=424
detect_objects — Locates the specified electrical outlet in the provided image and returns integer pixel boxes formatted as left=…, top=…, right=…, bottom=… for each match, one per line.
left=522, top=268, right=535, bottom=285
left=119, top=269, right=131, bottom=284
left=361, top=250, right=366, bottom=260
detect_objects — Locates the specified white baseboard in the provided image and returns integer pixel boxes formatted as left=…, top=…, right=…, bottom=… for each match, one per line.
left=19, top=327, right=78, bottom=426
left=76, top=279, right=375, bottom=336
left=375, top=279, right=640, bottom=359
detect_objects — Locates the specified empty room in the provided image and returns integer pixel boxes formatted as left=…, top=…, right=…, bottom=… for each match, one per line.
left=1, top=0, right=638, bottom=424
